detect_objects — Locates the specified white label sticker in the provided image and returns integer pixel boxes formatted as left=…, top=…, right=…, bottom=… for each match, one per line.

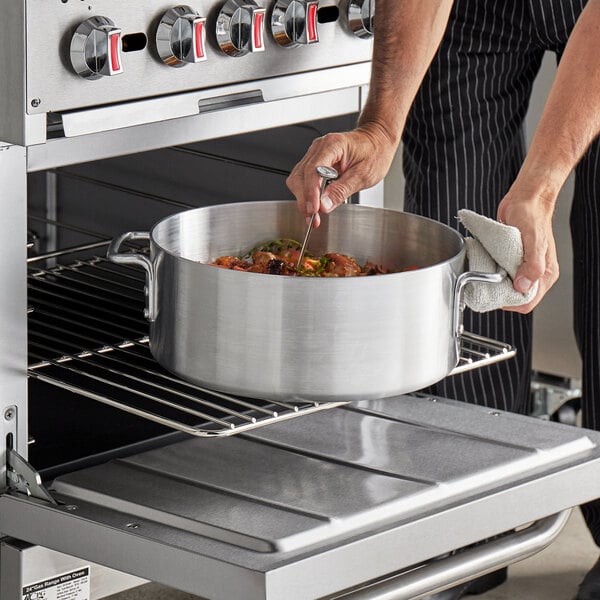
left=22, top=567, right=90, bottom=600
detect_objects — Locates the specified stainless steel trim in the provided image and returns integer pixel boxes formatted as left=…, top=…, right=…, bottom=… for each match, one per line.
left=44, top=172, right=58, bottom=258
left=0, top=2, right=26, bottom=145
left=28, top=85, right=364, bottom=171
left=334, top=511, right=571, bottom=599
left=52, top=64, right=369, bottom=139
left=0, top=144, right=28, bottom=488
left=28, top=241, right=113, bottom=263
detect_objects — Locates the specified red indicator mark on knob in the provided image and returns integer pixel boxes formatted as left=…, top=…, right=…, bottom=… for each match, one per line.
left=307, top=3, right=318, bottom=43
left=253, top=11, right=265, bottom=50
left=194, top=20, right=206, bottom=59
left=109, top=31, right=122, bottom=73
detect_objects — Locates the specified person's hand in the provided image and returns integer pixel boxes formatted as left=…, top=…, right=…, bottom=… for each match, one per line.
left=286, top=122, right=398, bottom=227
left=496, top=189, right=559, bottom=313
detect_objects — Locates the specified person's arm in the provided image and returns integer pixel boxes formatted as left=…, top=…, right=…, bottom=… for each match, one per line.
left=287, top=0, right=454, bottom=226
left=498, top=0, right=600, bottom=313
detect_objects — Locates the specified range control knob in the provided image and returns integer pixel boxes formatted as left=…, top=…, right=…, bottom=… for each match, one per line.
left=348, top=0, right=374, bottom=39
left=156, top=6, right=207, bottom=67
left=216, top=0, right=266, bottom=57
left=70, top=16, right=123, bottom=80
left=271, top=0, right=319, bottom=47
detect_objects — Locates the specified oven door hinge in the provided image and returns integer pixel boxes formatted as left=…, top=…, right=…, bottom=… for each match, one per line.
left=6, top=448, right=57, bottom=505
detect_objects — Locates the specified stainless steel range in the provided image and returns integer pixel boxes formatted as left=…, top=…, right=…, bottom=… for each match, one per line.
left=1, top=2, right=600, bottom=599
left=1, top=0, right=373, bottom=148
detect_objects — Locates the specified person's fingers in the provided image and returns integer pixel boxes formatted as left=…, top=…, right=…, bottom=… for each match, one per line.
left=497, top=190, right=559, bottom=313
left=287, top=133, right=348, bottom=220
left=513, top=230, right=546, bottom=295
left=287, top=127, right=397, bottom=226
left=504, top=232, right=559, bottom=313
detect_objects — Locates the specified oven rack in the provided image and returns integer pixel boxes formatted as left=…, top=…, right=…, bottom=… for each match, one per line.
left=26, top=251, right=514, bottom=438
left=27, top=252, right=349, bottom=437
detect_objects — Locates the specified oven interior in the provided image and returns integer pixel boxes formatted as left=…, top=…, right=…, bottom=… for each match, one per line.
left=26, top=114, right=358, bottom=478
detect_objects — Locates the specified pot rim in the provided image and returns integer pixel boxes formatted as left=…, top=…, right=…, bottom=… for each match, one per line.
left=149, top=200, right=467, bottom=278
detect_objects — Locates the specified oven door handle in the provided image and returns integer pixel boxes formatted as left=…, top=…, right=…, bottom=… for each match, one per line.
left=107, top=231, right=157, bottom=322
left=334, top=509, right=571, bottom=600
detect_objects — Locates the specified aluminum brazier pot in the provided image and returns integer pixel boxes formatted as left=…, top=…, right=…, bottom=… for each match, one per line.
left=107, top=201, right=501, bottom=401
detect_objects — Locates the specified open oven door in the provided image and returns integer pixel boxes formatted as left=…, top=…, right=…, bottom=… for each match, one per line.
left=2, top=395, right=600, bottom=600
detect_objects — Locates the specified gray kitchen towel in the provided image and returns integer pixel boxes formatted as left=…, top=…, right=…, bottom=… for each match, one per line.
left=457, top=209, right=538, bottom=312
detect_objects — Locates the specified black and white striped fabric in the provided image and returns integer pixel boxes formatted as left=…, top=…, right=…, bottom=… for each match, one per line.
left=402, top=0, right=600, bottom=545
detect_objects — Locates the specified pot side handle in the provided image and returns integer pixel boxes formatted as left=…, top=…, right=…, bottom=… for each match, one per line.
left=107, top=231, right=157, bottom=322
left=453, top=269, right=507, bottom=340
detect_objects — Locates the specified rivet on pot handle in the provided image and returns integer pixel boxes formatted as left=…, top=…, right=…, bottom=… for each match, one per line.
left=453, top=269, right=507, bottom=355
left=107, top=231, right=157, bottom=322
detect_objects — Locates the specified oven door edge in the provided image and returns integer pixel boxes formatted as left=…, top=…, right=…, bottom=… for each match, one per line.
left=2, top=451, right=600, bottom=600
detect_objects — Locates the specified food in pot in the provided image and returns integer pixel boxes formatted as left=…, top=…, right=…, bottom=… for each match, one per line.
left=209, top=238, right=417, bottom=277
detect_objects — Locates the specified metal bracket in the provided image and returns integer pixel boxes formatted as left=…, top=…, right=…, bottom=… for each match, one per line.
left=531, top=371, right=582, bottom=423
left=6, top=448, right=57, bottom=505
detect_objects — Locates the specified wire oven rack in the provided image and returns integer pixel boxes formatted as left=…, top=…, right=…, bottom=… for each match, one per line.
left=26, top=237, right=515, bottom=439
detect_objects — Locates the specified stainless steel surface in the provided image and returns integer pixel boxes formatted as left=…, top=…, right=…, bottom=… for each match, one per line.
left=0, top=2, right=46, bottom=146
left=107, top=201, right=510, bottom=400
left=0, top=144, right=28, bottom=489
left=337, top=511, right=571, bottom=600
left=0, top=0, right=372, bottom=140
left=28, top=77, right=366, bottom=167
left=3, top=396, right=600, bottom=599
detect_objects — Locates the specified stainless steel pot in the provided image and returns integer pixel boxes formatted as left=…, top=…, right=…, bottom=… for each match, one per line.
left=107, top=201, right=501, bottom=401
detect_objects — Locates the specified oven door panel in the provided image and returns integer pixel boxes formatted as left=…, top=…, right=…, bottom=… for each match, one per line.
left=2, top=398, right=600, bottom=600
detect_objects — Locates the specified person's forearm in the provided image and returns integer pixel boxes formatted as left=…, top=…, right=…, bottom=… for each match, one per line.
left=512, top=0, right=600, bottom=204
left=358, top=0, right=455, bottom=145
